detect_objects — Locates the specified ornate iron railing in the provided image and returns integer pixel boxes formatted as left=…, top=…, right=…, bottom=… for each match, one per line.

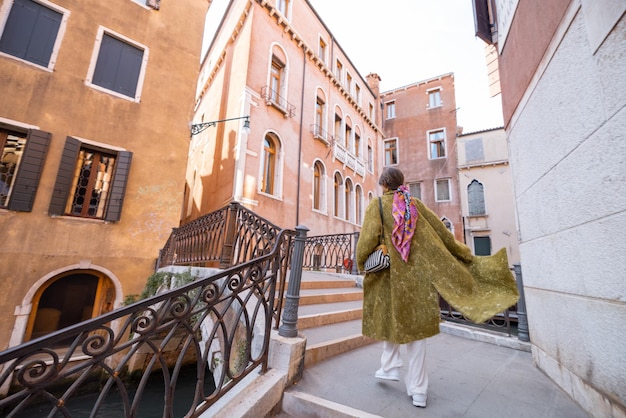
left=157, top=202, right=283, bottom=269
left=302, top=232, right=358, bottom=274
left=0, top=229, right=296, bottom=417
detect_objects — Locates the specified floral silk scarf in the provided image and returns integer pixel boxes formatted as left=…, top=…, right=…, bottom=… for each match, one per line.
left=392, top=185, right=418, bottom=262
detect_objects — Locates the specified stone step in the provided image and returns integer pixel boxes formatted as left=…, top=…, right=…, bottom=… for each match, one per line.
left=304, top=332, right=376, bottom=367
left=299, top=290, right=363, bottom=306
left=298, top=307, right=362, bottom=330
left=281, top=390, right=381, bottom=418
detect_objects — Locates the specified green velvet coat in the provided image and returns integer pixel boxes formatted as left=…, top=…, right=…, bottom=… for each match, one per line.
left=356, top=192, right=519, bottom=344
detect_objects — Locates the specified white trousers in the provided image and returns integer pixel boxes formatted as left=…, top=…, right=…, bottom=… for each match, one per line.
left=379, top=339, right=428, bottom=396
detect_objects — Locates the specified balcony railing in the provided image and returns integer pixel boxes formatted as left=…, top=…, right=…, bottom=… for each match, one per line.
left=310, top=124, right=331, bottom=146
left=261, top=86, right=296, bottom=118
left=333, top=141, right=366, bottom=177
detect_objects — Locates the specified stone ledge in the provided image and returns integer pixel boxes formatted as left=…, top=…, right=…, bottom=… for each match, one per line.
left=282, top=390, right=382, bottom=418
left=440, top=321, right=531, bottom=352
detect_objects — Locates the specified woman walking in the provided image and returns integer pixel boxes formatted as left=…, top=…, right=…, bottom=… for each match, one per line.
left=356, top=167, right=519, bottom=408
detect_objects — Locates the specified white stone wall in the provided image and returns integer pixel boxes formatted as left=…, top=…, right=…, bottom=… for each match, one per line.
left=508, top=7, right=626, bottom=417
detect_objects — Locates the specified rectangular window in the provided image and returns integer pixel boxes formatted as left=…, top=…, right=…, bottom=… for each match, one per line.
left=86, top=28, right=148, bottom=101
left=429, top=129, right=446, bottom=159
left=355, top=84, right=361, bottom=104
left=435, top=178, right=451, bottom=202
left=92, top=33, right=143, bottom=98
left=346, top=72, right=352, bottom=94
left=318, top=37, right=326, bottom=63
left=384, top=139, right=398, bottom=166
left=386, top=101, right=396, bottom=119
left=1, top=128, right=50, bottom=212
left=49, top=138, right=132, bottom=222
left=270, top=59, right=283, bottom=103
left=369, top=103, right=374, bottom=119
left=335, top=59, right=343, bottom=81
left=314, top=96, right=325, bottom=137
left=277, top=0, right=290, bottom=18
left=474, top=236, right=491, bottom=255
left=408, top=182, right=422, bottom=200
left=428, top=89, right=442, bottom=108
left=0, top=0, right=64, bottom=68
left=334, top=113, right=343, bottom=145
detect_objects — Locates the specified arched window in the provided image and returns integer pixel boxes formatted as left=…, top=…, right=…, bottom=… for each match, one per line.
left=354, top=126, right=361, bottom=157
left=344, top=116, right=352, bottom=149
left=334, top=172, right=343, bottom=217
left=468, top=179, right=486, bottom=215
left=355, top=184, right=364, bottom=224
left=261, top=135, right=278, bottom=195
left=441, top=216, right=454, bottom=234
left=313, top=160, right=326, bottom=211
left=334, top=107, right=343, bottom=146
left=345, top=178, right=353, bottom=221
left=267, top=45, right=288, bottom=110
left=314, top=89, right=326, bottom=138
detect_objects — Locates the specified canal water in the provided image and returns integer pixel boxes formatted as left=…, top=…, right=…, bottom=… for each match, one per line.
left=9, top=364, right=216, bottom=417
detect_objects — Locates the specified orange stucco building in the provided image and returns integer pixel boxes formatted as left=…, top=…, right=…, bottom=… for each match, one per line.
left=0, top=0, right=205, bottom=349
left=185, top=0, right=384, bottom=235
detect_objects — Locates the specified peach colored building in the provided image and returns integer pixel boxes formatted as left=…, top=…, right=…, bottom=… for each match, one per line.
left=0, top=0, right=205, bottom=349
left=379, top=74, right=464, bottom=242
left=456, top=127, right=519, bottom=264
left=185, top=0, right=384, bottom=236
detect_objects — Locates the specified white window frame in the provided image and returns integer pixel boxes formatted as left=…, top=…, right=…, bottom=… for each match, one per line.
left=312, top=159, right=327, bottom=214
left=427, top=128, right=447, bottom=160
left=85, top=26, right=149, bottom=102
left=318, top=35, right=327, bottom=64
left=386, top=101, right=396, bottom=119
left=435, top=178, right=451, bottom=202
left=258, top=132, right=284, bottom=200
left=383, top=138, right=399, bottom=166
left=0, top=0, right=70, bottom=71
left=276, top=0, right=291, bottom=19
left=427, top=87, right=443, bottom=108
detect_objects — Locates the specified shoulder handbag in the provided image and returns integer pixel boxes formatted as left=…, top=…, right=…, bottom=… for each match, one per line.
left=364, top=197, right=390, bottom=273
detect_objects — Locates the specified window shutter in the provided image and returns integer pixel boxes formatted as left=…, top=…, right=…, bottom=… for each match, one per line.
left=117, top=44, right=142, bottom=97
left=473, top=0, right=493, bottom=44
left=48, top=136, right=80, bottom=216
left=104, top=151, right=132, bottom=222
left=7, top=129, right=50, bottom=212
left=0, top=0, right=62, bottom=66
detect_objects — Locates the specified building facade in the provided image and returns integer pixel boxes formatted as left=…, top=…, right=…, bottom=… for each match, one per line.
left=379, top=74, right=464, bottom=242
left=0, top=0, right=205, bottom=349
left=185, top=0, right=384, bottom=236
left=474, top=0, right=626, bottom=415
left=457, top=127, right=519, bottom=265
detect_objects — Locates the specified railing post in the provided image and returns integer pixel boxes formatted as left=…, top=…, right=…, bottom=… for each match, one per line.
left=513, top=263, right=530, bottom=342
left=220, top=202, right=239, bottom=268
left=351, top=232, right=359, bottom=275
left=279, top=225, right=309, bottom=337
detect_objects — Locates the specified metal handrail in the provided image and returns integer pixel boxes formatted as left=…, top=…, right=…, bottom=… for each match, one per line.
left=0, top=229, right=295, bottom=417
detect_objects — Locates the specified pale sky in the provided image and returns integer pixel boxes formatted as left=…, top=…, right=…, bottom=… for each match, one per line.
left=308, top=0, right=504, bottom=133
left=203, top=0, right=504, bottom=133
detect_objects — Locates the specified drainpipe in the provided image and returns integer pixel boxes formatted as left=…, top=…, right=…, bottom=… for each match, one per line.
left=295, top=48, right=306, bottom=225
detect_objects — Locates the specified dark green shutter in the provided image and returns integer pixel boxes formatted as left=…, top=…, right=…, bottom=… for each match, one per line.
left=48, top=137, right=80, bottom=216
left=7, top=129, right=50, bottom=212
left=104, top=151, right=132, bottom=222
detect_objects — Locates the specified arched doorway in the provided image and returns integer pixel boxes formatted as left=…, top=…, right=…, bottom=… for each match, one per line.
left=27, top=270, right=115, bottom=344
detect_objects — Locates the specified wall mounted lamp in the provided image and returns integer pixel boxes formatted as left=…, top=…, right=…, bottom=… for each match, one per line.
left=189, top=115, right=251, bottom=136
